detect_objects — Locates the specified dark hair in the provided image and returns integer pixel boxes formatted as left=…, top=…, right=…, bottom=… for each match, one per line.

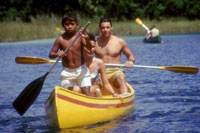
left=88, top=33, right=96, bottom=41
left=99, top=18, right=112, bottom=28
left=150, top=25, right=156, bottom=30
left=61, top=12, right=78, bottom=26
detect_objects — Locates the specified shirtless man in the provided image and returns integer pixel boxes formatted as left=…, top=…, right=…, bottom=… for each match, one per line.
left=49, top=12, right=92, bottom=96
left=95, top=18, right=136, bottom=94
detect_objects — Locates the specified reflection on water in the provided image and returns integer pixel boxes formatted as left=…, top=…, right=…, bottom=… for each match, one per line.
left=0, top=34, right=200, bottom=132
left=60, top=120, right=120, bottom=133
left=60, top=113, right=136, bottom=133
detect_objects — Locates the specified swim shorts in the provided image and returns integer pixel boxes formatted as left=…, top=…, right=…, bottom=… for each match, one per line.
left=60, top=64, right=91, bottom=88
left=105, top=68, right=125, bottom=85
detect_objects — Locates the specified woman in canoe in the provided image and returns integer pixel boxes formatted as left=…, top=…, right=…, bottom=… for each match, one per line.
left=74, top=33, right=122, bottom=98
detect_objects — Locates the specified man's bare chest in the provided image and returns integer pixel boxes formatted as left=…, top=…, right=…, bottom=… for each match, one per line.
left=100, top=43, right=121, bottom=56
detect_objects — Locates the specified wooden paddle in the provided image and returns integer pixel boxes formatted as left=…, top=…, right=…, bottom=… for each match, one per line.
left=15, top=56, right=199, bottom=74
left=56, top=27, right=64, bottom=34
left=135, top=18, right=150, bottom=33
left=15, top=56, right=59, bottom=64
left=13, top=22, right=91, bottom=115
left=106, top=64, right=199, bottom=74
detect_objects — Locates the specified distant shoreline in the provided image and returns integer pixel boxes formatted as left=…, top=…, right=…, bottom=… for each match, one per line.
left=1, top=17, right=200, bottom=42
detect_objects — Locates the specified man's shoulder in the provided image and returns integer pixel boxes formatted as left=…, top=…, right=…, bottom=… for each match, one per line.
left=111, top=35, right=120, bottom=40
left=56, top=35, right=64, bottom=41
left=111, top=35, right=126, bottom=44
left=54, top=35, right=67, bottom=46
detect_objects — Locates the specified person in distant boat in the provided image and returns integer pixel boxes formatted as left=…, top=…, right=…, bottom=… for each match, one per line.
left=146, top=25, right=160, bottom=39
left=49, top=12, right=92, bottom=96
left=95, top=18, right=136, bottom=95
left=74, top=33, right=122, bottom=98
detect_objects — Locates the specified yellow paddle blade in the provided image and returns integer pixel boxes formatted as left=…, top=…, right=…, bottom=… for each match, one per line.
left=56, top=27, right=65, bottom=34
left=15, top=56, right=56, bottom=65
left=135, top=18, right=142, bottom=25
left=159, top=66, right=199, bottom=74
left=56, top=27, right=61, bottom=32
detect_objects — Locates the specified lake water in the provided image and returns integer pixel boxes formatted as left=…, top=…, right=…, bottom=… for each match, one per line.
left=0, top=34, right=200, bottom=132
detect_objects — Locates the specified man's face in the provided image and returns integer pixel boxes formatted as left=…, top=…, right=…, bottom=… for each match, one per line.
left=100, top=22, right=112, bottom=37
left=63, top=20, right=78, bottom=33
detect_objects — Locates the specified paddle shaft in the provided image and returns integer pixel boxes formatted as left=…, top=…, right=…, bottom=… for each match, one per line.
left=135, top=18, right=150, bottom=32
left=141, top=24, right=150, bottom=32
left=105, top=63, right=158, bottom=68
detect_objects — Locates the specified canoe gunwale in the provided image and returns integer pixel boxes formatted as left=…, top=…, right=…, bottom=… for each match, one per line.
left=55, top=86, right=134, bottom=100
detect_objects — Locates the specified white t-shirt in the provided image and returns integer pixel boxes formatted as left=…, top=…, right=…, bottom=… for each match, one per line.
left=151, top=28, right=159, bottom=37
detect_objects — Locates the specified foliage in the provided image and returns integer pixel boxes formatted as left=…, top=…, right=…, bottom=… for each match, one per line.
left=0, top=0, right=200, bottom=22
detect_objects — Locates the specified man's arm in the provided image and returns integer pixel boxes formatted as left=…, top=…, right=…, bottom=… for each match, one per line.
left=49, top=38, right=60, bottom=59
left=121, top=39, right=136, bottom=67
left=122, top=40, right=136, bottom=62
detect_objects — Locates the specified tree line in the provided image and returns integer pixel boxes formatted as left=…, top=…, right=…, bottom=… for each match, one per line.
left=0, top=0, right=200, bottom=22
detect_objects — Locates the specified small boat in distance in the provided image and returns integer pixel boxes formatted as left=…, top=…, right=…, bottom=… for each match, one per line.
left=45, top=83, right=135, bottom=129
left=143, top=36, right=163, bottom=43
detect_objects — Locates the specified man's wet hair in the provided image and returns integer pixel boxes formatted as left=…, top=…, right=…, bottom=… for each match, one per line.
left=62, top=12, right=78, bottom=26
left=99, top=18, right=112, bottom=27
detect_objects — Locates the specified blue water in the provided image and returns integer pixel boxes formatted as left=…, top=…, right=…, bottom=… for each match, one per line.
left=0, top=34, right=200, bottom=132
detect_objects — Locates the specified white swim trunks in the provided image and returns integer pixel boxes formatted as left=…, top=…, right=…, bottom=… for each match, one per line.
left=60, top=64, right=91, bottom=88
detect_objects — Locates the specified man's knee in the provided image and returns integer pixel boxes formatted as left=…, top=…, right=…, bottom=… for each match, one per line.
left=116, top=75, right=126, bottom=82
left=73, top=86, right=81, bottom=93
left=112, top=75, right=126, bottom=88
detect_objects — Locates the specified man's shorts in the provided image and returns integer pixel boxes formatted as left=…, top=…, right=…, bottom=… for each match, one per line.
left=105, top=68, right=125, bottom=85
left=60, top=64, right=91, bottom=88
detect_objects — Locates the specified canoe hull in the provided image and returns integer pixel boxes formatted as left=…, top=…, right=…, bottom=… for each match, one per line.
left=45, top=84, right=135, bottom=129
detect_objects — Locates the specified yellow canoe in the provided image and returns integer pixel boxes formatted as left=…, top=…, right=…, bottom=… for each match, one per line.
left=45, top=83, right=135, bottom=129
